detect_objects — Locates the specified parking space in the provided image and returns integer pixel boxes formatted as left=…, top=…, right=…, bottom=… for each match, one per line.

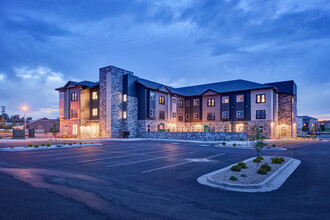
left=0, top=140, right=329, bottom=219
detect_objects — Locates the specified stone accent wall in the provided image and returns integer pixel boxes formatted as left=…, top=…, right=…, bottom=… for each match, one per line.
left=99, top=65, right=133, bottom=138
left=123, top=96, right=138, bottom=137
left=246, top=120, right=273, bottom=139
left=59, top=119, right=80, bottom=138
left=278, top=94, right=293, bottom=138
left=140, top=131, right=246, bottom=141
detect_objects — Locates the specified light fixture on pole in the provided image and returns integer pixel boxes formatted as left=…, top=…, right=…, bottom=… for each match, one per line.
left=21, top=105, right=28, bottom=133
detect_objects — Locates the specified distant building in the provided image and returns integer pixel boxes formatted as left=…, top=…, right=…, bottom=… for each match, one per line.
left=317, top=120, right=330, bottom=131
left=56, top=65, right=297, bottom=139
left=26, top=118, right=59, bottom=132
left=297, top=116, right=317, bottom=132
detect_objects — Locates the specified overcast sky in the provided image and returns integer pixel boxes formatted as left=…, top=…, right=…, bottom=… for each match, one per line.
left=0, top=0, right=329, bottom=120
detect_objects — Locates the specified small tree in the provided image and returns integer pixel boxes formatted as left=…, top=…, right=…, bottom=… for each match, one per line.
left=50, top=122, right=59, bottom=146
left=249, top=126, right=267, bottom=166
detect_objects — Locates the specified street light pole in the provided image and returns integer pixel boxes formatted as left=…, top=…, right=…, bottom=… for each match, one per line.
left=22, top=106, right=28, bottom=135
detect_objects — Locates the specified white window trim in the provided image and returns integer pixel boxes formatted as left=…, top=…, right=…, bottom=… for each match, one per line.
left=193, top=99, right=199, bottom=106
left=222, top=96, right=229, bottom=104
left=193, top=113, right=199, bottom=119
left=236, top=95, right=244, bottom=103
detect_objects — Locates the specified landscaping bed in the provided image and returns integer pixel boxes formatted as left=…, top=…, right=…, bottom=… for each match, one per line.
left=197, top=155, right=301, bottom=192
left=211, top=156, right=290, bottom=185
left=0, top=143, right=102, bottom=151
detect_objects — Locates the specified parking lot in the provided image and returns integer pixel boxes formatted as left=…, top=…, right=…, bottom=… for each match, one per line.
left=0, top=139, right=329, bottom=219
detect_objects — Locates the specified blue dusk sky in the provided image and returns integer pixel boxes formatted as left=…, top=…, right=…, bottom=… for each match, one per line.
left=0, top=0, right=329, bottom=120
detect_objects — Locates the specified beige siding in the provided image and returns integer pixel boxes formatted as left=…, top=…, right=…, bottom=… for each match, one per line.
left=250, top=89, right=274, bottom=121
left=202, top=94, right=220, bottom=122
left=80, top=89, right=91, bottom=124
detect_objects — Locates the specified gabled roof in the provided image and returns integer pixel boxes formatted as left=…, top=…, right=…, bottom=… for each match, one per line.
left=55, top=81, right=99, bottom=91
left=176, top=79, right=274, bottom=96
left=26, top=117, right=58, bottom=126
left=136, top=78, right=185, bottom=96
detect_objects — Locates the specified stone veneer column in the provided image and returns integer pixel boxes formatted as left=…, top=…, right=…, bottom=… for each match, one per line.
left=278, top=94, right=294, bottom=138
left=99, top=65, right=133, bottom=138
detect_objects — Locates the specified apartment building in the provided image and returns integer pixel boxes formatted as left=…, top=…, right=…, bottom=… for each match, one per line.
left=56, top=65, right=297, bottom=139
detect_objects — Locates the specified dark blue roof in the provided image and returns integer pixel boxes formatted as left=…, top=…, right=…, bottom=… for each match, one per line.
left=176, top=79, right=274, bottom=96
left=55, top=80, right=99, bottom=91
left=136, top=78, right=185, bottom=96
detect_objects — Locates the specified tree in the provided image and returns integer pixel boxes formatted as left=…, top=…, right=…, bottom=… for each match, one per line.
left=249, top=126, right=267, bottom=166
left=50, top=122, right=59, bottom=146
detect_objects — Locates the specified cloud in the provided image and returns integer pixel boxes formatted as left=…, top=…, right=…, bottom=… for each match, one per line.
left=0, top=73, right=6, bottom=81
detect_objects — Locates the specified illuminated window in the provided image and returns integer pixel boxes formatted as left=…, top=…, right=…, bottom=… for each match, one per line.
left=178, top=100, right=183, bottom=108
left=159, top=96, right=165, bottom=105
left=123, top=94, right=127, bottom=102
left=236, top=95, right=244, bottom=103
left=236, top=110, right=244, bottom=118
left=123, top=111, right=127, bottom=119
left=72, top=124, right=78, bottom=135
left=186, top=100, right=190, bottom=107
left=92, top=92, right=98, bottom=100
left=256, top=94, right=266, bottom=103
left=222, top=96, right=229, bottom=103
left=92, top=108, right=98, bottom=116
left=71, top=92, right=77, bottom=101
left=222, top=111, right=229, bottom=119
left=193, top=99, right=199, bottom=106
left=207, top=99, right=215, bottom=107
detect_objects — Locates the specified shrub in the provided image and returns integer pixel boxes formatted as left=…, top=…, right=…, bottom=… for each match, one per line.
left=260, top=163, right=271, bottom=171
left=63, top=143, right=66, bottom=145
left=222, top=142, right=226, bottom=146
left=271, top=157, right=285, bottom=164
left=28, top=144, right=33, bottom=147
left=272, top=144, right=277, bottom=148
left=80, top=142, right=82, bottom=145
left=237, top=161, right=248, bottom=169
left=74, top=142, right=76, bottom=144
left=34, top=145, right=39, bottom=148
left=69, top=143, right=72, bottom=145
left=241, top=174, right=247, bottom=177
left=233, top=143, right=236, bottom=147
left=257, top=168, right=268, bottom=175
left=41, top=144, right=45, bottom=146
left=230, top=165, right=241, bottom=172
left=47, top=144, right=51, bottom=147
left=230, top=176, right=238, bottom=181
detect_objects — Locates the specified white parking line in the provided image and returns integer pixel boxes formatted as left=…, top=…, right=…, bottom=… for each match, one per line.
left=141, top=153, right=225, bottom=173
left=77, top=149, right=179, bottom=163
left=105, top=151, right=200, bottom=168
left=55, top=148, right=173, bottom=160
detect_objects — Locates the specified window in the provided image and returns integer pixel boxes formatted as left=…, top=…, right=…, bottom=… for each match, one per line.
left=193, top=113, right=199, bottom=119
left=186, top=113, right=189, bottom=120
left=71, top=109, right=78, bottom=118
left=172, top=112, right=176, bottom=118
left=178, top=100, right=183, bottom=108
left=236, top=110, right=244, bottom=118
left=71, top=92, right=77, bottom=101
left=222, top=96, right=229, bottom=103
left=207, top=99, right=215, bottom=107
left=92, top=108, right=98, bottom=116
left=59, top=93, right=64, bottom=100
left=193, top=99, right=199, bottom=106
left=186, top=100, right=190, bottom=107
left=123, top=94, right=127, bottom=102
left=92, top=92, right=98, bottom=100
left=256, top=110, right=266, bottom=119
left=178, top=113, right=183, bottom=121
left=150, top=92, right=155, bottom=100
left=72, top=124, right=78, bottom=135
left=159, top=111, right=165, bottom=119
left=123, top=111, right=127, bottom=119
left=172, top=98, right=177, bottom=103
left=207, top=112, right=215, bottom=120
left=63, top=125, right=68, bottom=135
left=236, top=95, right=244, bottom=102
left=150, top=109, right=155, bottom=117
left=256, top=94, right=266, bottom=103
left=159, top=96, right=165, bottom=105
left=222, top=111, right=229, bottom=119
left=37, top=125, right=43, bottom=130
left=259, top=125, right=264, bottom=133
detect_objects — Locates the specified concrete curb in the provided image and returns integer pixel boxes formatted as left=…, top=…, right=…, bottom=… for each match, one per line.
left=214, top=145, right=287, bottom=151
left=0, top=143, right=103, bottom=152
left=197, top=157, right=301, bottom=193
